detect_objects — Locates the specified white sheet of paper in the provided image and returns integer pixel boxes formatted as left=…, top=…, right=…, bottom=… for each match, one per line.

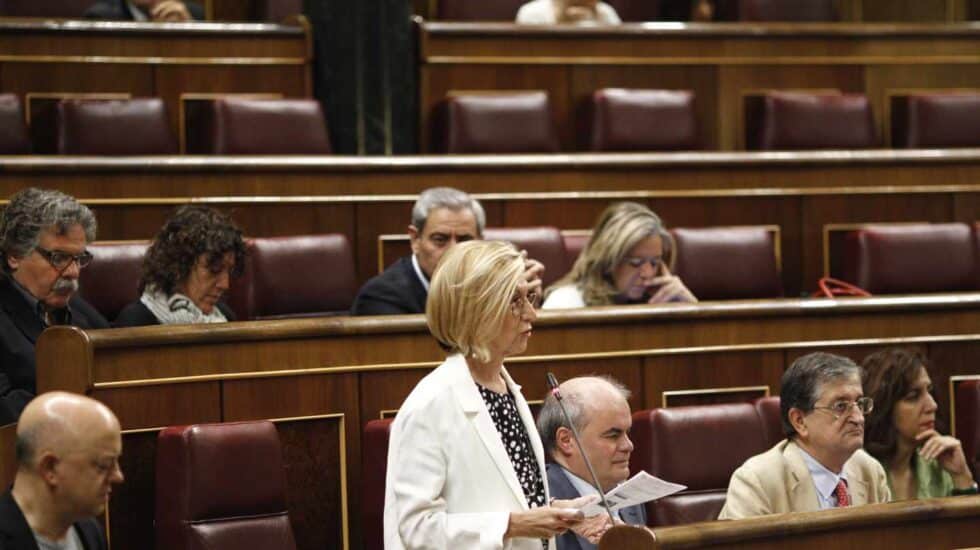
left=580, top=471, right=687, bottom=517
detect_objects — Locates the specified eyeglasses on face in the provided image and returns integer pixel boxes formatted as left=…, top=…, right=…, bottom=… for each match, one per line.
left=34, top=246, right=93, bottom=271
left=621, top=256, right=661, bottom=269
left=810, top=397, right=874, bottom=420
left=509, top=291, right=540, bottom=317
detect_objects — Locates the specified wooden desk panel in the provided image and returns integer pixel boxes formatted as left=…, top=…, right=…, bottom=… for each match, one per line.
left=33, top=295, right=980, bottom=550
left=418, top=21, right=980, bottom=150
left=642, top=496, right=980, bottom=549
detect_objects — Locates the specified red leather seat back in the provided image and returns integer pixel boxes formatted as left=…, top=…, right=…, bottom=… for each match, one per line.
left=840, top=223, right=978, bottom=294
left=197, top=98, right=332, bottom=155
left=77, top=242, right=148, bottom=322
left=893, top=92, right=980, bottom=148
left=671, top=226, right=783, bottom=300
left=590, top=89, right=698, bottom=152
left=955, top=380, right=980, bottom=479
left=629, top=403, right=770, bottom=526
left=0, top=94, right=30, bottom=154
left=738, top=0, right=836, bottom=21
left=231, top=234, right=356, bottom=320
left=747, top=92, right=877, bottom=150
left=438, top=0, right=526, bottom=20
left=561, top=232, right=590, bottom=268
left=362, top=418, right=394, bottom=550
left=255, top=0, right=303, bottom=21
left=484, top=226, right=569, bottom=288
left=754, top=396, right=783, bottom=449
left=435, top=92, right=560, bottom=153
left=155, top=421, right=297, bottom=550
left=57, top=98, right=178, bottom=155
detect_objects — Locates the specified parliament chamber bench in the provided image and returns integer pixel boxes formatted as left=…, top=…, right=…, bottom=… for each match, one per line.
left=0, top=19, right=312, bottom=143
left=416, top=20, right=980, bottom=151
left=2, top=149, right=979, bottom=296
left=27, top=294, right=980, bottom=549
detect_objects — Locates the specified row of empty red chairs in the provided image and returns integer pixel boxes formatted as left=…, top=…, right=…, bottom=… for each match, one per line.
left=435, top=89, right=980, bottom=153
left=0, top=95, right=332, bottom=155
left=439, top=0, right=836, bottom=22
left=4, top=90, right=980, bottom=155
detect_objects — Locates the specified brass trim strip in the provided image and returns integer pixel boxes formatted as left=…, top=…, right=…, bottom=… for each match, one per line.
left=379, top=409, right=398, bottom=419
left=0, top=55, right=306, bottom=65
left=661, top=385, right=770, bottom=408
left=91, top=333, right=980, bottom=389
left=424, top=55, right=980, bottom=66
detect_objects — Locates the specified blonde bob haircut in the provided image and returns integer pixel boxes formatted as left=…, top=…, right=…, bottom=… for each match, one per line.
left=426, top=240, right=525, bottom=364
left=547, top=201, right=673, bottom=306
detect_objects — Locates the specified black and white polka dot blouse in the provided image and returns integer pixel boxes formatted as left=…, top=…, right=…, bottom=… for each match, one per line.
left=476, top=383, right=547, bottom=510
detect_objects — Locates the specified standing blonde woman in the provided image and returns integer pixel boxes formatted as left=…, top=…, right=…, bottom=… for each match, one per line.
left=543, top=202, right=696, bottom=308
left=384, top=240, right=600, bottom=550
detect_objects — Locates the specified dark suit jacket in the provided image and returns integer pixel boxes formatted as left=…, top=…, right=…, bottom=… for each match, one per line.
left=113, top=299, right=236, bottom=327
left=84, top=0, right=205, bottom=20
left=0, top=276, right=108, bottom=421
left=0, top=490, right=107, bottom=550
left=547, top=463, right=647, bottom=550
left=351, top=256, right=428, bottom=316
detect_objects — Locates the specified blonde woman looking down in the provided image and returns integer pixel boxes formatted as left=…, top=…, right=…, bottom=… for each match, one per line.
left=384, top=240, right=603, bottom=550
left=542, top=202, right=696, bottom=309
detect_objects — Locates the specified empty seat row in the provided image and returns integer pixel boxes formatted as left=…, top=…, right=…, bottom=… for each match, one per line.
left=0, top=94, right=332, bottom=155
left=433, top=89, right=980, bottom=153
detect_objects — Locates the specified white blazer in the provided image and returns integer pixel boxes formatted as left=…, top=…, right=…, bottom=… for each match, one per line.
left=383, top=354, right=553, bottom=550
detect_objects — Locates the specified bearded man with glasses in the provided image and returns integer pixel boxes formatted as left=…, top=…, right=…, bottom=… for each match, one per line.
left=719, top=352, right=891, bottom=519
left=0, top=188, right=108, bottom=421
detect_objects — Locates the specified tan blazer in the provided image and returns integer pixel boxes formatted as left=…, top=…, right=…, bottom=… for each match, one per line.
left=718, top=439, right=891, bottom=519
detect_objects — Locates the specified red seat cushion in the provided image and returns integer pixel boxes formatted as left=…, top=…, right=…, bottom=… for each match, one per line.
left=436, top=92, right=559, bottom=153
left=590, top=89, right=698, bottom=152
left=58, top=98, right=178, bottom=155
left=893, top=93, right=980, bottom=148
left=77, top=242, right=148, bottom=322
left=671, top=226, right=783, bottom=300
left=0, top=94, right=30, bottom=154
left=956, top=380, right=980, bottom=480
left=202, top=98, right=332, bottom=155
left=484, top=226, right=569, bottom=288
left=841, top=223, right=978, bottom=294
left=748, top=92, right=877, bottom=150
left=361, top=418, right=394, bottom=550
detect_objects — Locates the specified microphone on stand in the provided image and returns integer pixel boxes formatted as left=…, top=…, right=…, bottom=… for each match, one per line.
left=546, top=372, right=617, bottom=524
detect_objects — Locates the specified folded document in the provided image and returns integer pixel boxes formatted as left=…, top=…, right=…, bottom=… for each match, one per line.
left=580, top=471, right=686, bottom=517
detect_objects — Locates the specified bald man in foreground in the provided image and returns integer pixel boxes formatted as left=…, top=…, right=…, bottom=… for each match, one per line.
left=0, top=392, right=123, bottom=550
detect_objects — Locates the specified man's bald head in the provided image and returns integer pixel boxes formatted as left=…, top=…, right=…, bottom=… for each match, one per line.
left=538, top=376, right=631, bottom=456
left=16, top=392, right=120, bottom=469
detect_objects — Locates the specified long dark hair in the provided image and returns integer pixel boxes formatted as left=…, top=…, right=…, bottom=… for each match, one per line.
left=861, top=348, right=931, bottom=463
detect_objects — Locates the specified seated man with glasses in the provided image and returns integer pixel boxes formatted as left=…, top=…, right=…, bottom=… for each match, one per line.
left=0, top=188, right=108, bottom=421
left=719, top=352, right=890, bottom=519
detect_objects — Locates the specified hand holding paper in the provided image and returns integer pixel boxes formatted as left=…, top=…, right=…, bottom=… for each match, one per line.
left=580, top=471, right=687, bottom=518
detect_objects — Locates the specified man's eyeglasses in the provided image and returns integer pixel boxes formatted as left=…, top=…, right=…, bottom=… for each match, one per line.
left=35, top=246, right=93, bottom=271
left=509, top=291, right=540, bottom=317
left=622, top=256, right=661, bottom=269
left=810, top=397, right=874, bottom=420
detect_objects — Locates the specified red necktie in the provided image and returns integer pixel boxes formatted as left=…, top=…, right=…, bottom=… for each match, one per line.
left=834, top=479, right=850, bottom=507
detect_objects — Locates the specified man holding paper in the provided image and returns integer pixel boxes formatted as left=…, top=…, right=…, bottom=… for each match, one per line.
left=537, top=376, right=648, bottom=550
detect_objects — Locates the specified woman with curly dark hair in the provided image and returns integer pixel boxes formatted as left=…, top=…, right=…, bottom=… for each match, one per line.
left=862, top=348, right=978, bottom=500
left=114, top=205, right=246, bottom=326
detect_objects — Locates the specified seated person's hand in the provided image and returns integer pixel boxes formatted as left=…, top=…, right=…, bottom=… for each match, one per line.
left=916, top=429, right=975, bottom=489
left=646, top=264, right=697, bottom=304
left=149, top=0, right=193, bottom=21
left=506, top=497, right=593, bottom=540
left=520, top=250, right=545, bottom=300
